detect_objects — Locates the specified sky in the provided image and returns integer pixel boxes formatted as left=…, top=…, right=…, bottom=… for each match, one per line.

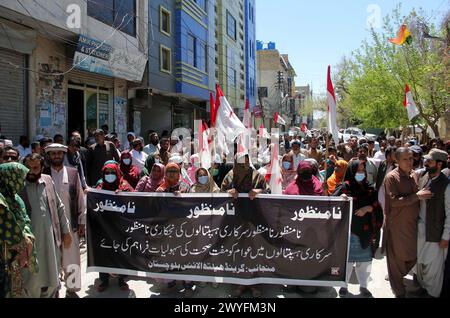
left=256, top=0, right=449, bottom=96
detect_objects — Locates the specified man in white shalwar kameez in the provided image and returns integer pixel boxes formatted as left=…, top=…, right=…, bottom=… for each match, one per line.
left=416, top=149, right=450, bottom=298
left=44, top=144, right=86, bottom=298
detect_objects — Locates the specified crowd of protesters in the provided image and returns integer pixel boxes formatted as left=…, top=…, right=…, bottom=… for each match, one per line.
left=0, top=126, right=449, bottom=298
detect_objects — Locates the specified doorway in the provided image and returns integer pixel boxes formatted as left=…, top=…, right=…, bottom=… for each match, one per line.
left=68, top=88, right=84, bottom=140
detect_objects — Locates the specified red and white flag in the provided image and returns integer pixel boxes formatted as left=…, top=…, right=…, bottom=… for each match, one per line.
left=404, top=84, right=420, bottom=121
left=243, top=98, right=252, bottom=129
left=264, top=142, right=282, bottom=195
left=327, top=66, right=340, bottom=146
left=274, top=112, right=286, bottom=126
left=215, top=84, right=246, bottom=143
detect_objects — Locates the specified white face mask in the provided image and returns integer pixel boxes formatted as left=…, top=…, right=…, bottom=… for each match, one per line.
left=154, top=159, right=160, bottom=164
left=105, top=174, right=117, bottom=184
left=123, top=159, right=131, bottom=165
left=198, top=176, right=209, bottom=185
left=193, top=162, right=200, bottom=168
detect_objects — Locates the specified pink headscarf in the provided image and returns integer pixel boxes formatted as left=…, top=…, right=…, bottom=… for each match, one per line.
left=284, top=161, right=323, bottom=196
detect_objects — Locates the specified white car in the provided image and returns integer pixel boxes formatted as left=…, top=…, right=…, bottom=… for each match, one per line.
left=338, top=127, right=377, bottom=142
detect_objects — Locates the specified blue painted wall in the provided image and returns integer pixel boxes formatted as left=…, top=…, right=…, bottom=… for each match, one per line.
left=245, top=0, right=256, bottom=108
left=175, top=0, right=215, bottom=100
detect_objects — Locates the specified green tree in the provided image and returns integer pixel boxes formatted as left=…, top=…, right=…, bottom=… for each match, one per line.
left=335, top=5, right=449, bottom=137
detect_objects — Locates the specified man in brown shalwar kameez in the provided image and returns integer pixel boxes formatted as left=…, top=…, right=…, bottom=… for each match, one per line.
left=383, top=148, right=433, bottom=298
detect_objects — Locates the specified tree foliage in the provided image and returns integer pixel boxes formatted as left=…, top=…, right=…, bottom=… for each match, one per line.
left=335, top=5, right=449, bottom=136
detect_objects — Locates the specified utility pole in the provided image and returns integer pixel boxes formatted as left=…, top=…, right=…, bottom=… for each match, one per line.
left=276, top=71, right=284, bottom=115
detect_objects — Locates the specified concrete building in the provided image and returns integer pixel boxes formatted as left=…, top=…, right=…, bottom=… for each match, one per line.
left=256, top=41, right=297, bottom=129
left=215, top=0, right=246, bottom=114
left=296, top=85, right=314, bottom=128
left=136, top=0, right=215, bottom=137
left=0, top=0, right=148, bottom=144
left=244, top=0, right=256, bottom=109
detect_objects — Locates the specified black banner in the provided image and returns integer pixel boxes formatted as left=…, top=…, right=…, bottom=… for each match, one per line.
left=86, top=190, right=352, bottom=287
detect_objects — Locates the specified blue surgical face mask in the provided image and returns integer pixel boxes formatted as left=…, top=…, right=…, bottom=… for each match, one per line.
left=198, top=176, right=209, bottom=185
left=355, top=173, right=365, bottom=182
left=282, top=162, right=291, bottom=170
left=123, top=158, right=131, bottom=166
left=105, top=174, right=117, bottom=184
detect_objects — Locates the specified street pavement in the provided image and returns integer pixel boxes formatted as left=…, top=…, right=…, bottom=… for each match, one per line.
left=58, top=242, right=418, bottom=298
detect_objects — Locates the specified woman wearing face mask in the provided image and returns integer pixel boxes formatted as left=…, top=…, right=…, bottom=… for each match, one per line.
left=95, top=162, right=132, bottom=292
left=192, top=168, right=220, bottom=194
left=332, top=160, right=383, bottom=298
left=284, top=161, right=323, bottom=196
left=119, top=151, right=140, bottom=189
left=326, top=160, right=349, bottom=196
left=135, top=163, right=165, bottom=193
left=155, top=163, right=193, bottom=296
left=0, top=162, right=37, bottom=298
left=281, top=153, right=297, bottom=191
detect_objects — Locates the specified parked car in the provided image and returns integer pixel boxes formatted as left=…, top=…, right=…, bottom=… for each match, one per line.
left=338, top=127, right=377, bottom=142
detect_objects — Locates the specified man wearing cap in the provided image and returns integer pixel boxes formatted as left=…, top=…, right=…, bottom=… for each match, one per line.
left=415, top=149, right=450, bottom=297
left=44, top=143, right=86, bottom=298
left=21, top=153, right=72, bottom=298
left=384, top=147, right=433, bottom=298
left=86, top=129, right=120, bottom=186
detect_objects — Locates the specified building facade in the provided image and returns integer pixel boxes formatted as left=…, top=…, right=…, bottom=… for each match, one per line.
left=0, top=0, right=148, bottom=144
left=137, top=0, right=215, bottom=137
left=256, top=41, right=297, bottom=129
left=244, top=0, right=256, bottom=109
left=215, top=0, right=246, bottom=114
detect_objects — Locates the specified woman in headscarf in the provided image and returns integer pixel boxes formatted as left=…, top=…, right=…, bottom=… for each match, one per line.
left=305, top=158, right=323, bottom=182
left=326, top=160, right=348, bottom=196
left=156, top=163, right=191, bottom=194
left=281, top=153, right=297, bottom=190
left=0, top=162, right=37, bottom=298
left=220, top=153, right=270, bottom=298
left=191, top=168, right=220, bottom=194
left=97, top=162, right=134, bottom=192
left=284, top=161, right=323, bottom=196
left=140, top=153, right=161, bottom=178
left=187, top=154, right=200, bottom=186
left=119, top=150, right=140, bottom=189
left=135, top=163, right=165, bottom=193
left=95, top=162, right=132, bottom=292
left=123, top=132, right=136, bottom=151
left=332, top=160, right=383, bottom=298
left=155, top=163, right=193, bottom=296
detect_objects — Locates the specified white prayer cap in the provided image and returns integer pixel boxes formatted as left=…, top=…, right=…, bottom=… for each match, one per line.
left=45, top=143, right=68, bottom=153
left=168, top=154, right=184, bottom=164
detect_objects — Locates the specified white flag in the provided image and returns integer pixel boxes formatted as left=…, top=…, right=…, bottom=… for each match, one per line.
left=215, top=84, right=246, bottom=143
left=404, top=84, right=420, bottom=121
